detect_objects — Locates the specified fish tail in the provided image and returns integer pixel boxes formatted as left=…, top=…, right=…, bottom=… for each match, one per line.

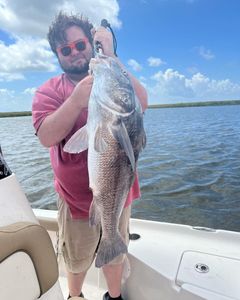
left=89, top=200, right=101, bottom=226
left=95, top=233, right=128, bottom=268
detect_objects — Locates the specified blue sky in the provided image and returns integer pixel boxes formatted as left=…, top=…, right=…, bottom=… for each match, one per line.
left=0, top=0, right=239, bottom=111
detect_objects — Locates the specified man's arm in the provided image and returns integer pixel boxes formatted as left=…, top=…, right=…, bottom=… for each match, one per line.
left=130, top=76, right=148, bottom=112
left=36, top=75, right=93, bottom=148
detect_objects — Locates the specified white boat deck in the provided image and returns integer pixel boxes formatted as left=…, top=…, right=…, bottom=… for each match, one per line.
left=1, top=175, right=240, bottom=300
left=42, top=209, right=240, bottom=300
left=58, top=276, right=106, bottom=300
left=43, top=230, right=104, bottom=300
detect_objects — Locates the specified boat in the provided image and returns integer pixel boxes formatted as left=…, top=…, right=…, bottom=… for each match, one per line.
left=1, top=171, right=240, bottom=300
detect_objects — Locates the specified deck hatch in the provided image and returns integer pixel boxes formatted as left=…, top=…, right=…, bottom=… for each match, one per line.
left=176, top=250, right=240, bottom=299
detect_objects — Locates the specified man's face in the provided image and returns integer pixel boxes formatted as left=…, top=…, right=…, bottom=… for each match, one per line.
left=56, top=26, right=93, bottom=75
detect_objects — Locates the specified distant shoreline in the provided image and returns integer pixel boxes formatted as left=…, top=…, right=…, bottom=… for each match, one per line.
left=148, top=99, right=240, bottom=109
left=0, top=100, right=240, bottom=117
left=0, top=111, right=32, bottom=118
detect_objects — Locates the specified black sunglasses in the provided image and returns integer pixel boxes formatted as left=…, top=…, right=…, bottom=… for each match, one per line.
left=57, top=38, right=87, bottom=57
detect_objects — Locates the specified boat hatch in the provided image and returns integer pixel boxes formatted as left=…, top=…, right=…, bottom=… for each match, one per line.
left=176, top=250, right=240, bottom=299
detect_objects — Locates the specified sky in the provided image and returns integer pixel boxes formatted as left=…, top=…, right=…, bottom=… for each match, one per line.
left=0, top=0, right=240, bottom=111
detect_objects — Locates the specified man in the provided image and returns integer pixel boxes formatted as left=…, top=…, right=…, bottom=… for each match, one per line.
left=32, top=12, right=148, bottom=300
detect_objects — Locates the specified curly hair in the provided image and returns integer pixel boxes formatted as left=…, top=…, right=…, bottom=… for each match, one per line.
left=47, top=11, right=94, bottom=54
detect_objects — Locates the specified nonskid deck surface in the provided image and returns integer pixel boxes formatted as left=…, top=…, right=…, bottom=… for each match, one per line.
left=59, top=276, right=106, bottom=300
left=34, top=207, right=240, bottom=300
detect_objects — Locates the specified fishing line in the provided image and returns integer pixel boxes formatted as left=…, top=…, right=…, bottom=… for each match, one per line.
left=95, top=19, right=118, bottom=56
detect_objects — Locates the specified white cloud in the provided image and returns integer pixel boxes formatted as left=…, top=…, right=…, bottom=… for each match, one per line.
left=0, top=0, right=121, bottom=82
left=0, top=72, right=25, bottom=81
left=147, top=56, right=165, bottom=67
left=147, top=68, right=240, bottom=104
left=0, top=87, right=33, bottom=111
left=0, top=88, right=17, bottom=111
left=0, top=0, right=121, bottom=38
left=151, top=69, right=194, bottom=98
left=23, top=87, right=36, bottom=95
left=0, top=88, right=14, bottom=98
left=187, top=66, right=199, bottom=75
left=0, top=38, right=57, bottom=81
left=127, top=59, right=143, bottom=72
left=198, top=46, right=215, bottom=60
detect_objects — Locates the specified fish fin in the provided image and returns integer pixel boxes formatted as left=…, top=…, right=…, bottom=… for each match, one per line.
left=95, top=233, right=128, bottom=268
left=112, top=120, right=135, bottom=171
left=94, top=125, right=108, bottom=152
left=89, top=200, right=101, bottom=226
left=63, top=125, right=88, bottom=153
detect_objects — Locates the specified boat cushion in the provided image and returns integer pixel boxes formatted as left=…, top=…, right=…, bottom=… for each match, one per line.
left=0, top=251, right=40, bottom=299
left=0, top=221, right=59, bottom=296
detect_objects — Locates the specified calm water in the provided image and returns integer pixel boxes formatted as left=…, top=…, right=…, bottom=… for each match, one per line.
left=0, top=105, right=240, bottom=231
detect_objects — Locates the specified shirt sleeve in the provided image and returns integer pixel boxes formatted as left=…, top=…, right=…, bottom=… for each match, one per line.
left=32, top=77, right=64, bottom=134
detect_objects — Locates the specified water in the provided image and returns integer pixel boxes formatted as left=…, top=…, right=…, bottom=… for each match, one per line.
left=0, top=105, right=240, bottom=231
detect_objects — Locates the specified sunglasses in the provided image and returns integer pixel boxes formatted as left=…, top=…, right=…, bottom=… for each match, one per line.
left=57, top=38, right=88, bottom=57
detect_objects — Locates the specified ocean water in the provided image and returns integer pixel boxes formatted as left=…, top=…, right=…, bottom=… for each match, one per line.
left=0, top=105, right=240, bottom=231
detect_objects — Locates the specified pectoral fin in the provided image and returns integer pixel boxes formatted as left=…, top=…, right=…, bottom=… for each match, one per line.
left=112, top=120, right=135, bottom=171
left=63, top=125, right=88, bottom=153
left=94, top=124, right=108, bottom=152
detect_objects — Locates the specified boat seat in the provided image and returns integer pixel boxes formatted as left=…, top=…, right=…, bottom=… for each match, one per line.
left=0, top=221, right=59, bottom=299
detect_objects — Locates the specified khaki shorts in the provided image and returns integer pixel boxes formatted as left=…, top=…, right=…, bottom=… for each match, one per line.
left=57, top=196, right=131, bottom=273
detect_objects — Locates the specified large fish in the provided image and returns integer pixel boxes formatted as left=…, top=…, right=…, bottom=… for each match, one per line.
left=64, top=54, right=146, bottom=268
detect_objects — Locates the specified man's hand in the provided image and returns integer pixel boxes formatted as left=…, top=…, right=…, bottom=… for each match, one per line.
left=70, top=75, right=94, bottom=110
left=37, top=75, right=94, bottom=147
left=93, top=26, right=115, bottom=57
